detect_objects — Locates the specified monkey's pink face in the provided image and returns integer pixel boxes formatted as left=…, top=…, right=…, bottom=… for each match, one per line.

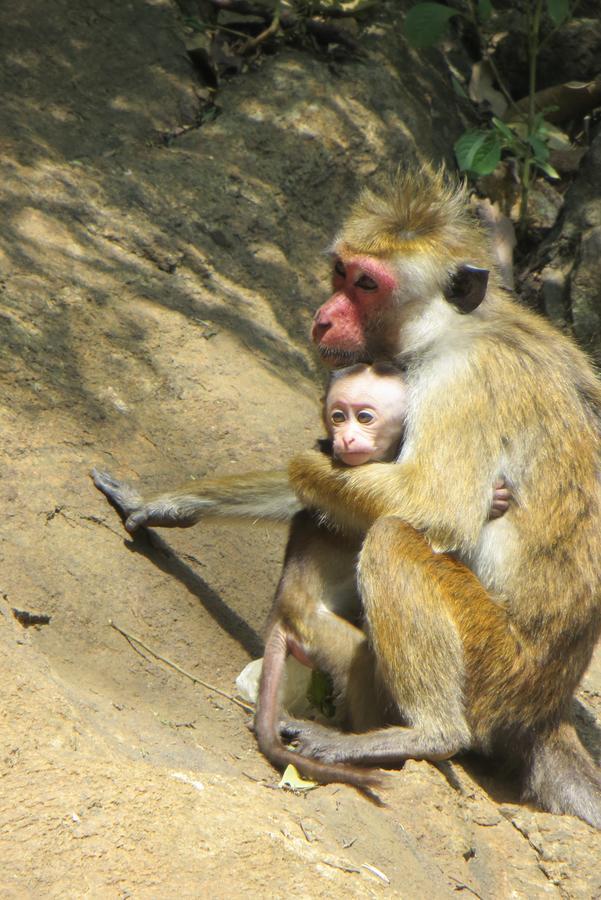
left=326, top=371, right=407, bottom=465
left=312, top=256, right=398, bottom=366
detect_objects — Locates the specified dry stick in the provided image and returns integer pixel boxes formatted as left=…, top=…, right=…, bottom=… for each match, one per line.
left=207, top=0, right=359, bottom=50
left=448, top=875, right=484, bottom=900
left=109, top=619, right=255, bottom=714
left=240, top=0, right=282, bottom=53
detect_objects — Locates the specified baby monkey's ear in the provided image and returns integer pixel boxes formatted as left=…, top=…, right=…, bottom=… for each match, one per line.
left=444, top=265, right=489, bottom=313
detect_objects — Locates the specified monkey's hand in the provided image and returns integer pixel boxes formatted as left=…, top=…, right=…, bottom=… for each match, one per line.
left=281, top=719, right=356, bottom=765
left=91, top=469, right=214, bottom=532
left=490, top=479, right=511, bottom=520
left=92, top=470, right=146, bottom=530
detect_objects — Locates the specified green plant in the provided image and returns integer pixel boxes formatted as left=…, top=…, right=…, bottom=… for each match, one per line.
left=404, top=0, right=572, bottom=231
left=307, top=669, right=336, bottom=718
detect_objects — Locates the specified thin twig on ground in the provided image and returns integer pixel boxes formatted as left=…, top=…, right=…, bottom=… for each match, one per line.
left=109, top=619, right=255, bottom=714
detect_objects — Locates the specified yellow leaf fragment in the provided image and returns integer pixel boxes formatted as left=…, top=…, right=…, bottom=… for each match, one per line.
left=278, top=764, right=318, bottom=791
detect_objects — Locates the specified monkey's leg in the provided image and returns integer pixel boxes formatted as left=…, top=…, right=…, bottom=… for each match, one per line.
left=255, top=619, right=381, bottom=789
left=254, top=512, right=384, bottom=787
left=282, top=517, right=506, bottom=766
left=268, top=511, right=383, bottom=730
left=92, top=468, right=299, bottom=533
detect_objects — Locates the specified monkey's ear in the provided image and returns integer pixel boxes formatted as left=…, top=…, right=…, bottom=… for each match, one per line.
left=444, top=265, right=489, bottom=313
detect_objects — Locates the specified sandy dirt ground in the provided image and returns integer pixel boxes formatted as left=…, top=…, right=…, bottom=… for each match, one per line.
left=1, top=1, right=600, bottom=897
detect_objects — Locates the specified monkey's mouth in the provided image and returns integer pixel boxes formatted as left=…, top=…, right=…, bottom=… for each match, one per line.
left=337, top=451, right=373, bottom=466
left=317, top=345, right=362, bottom=366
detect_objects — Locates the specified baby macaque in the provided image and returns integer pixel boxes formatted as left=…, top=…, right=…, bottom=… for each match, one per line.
left=325, top=362, right=407, bottom=466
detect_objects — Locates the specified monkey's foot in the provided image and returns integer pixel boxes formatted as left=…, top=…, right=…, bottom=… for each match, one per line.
left=91, top=469, right=146, bottom=532
left=282, top=719, right=463, bottom=767
left=281, top=719, right=356, bottom=765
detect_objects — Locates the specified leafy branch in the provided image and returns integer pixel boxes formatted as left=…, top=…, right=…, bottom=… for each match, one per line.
left=404, top=0, right=573, bottom=232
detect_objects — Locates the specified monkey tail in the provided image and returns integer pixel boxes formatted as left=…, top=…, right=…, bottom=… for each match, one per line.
left=255, top=623, right=383, bottom=794
left=522, top=720, right=601, bottom=830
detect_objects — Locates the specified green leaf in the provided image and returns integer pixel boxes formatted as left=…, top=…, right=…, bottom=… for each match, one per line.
left=536, top=159, right=560, bottom=179
left=477, top=0, right=494, bottom=21
left=454, top=129, right=502, bottom=174
left=307, top=670, right=336, bottom=718
left=451, top=75, right=469, bottom=100
left=531, top=111, right=546, bottom=133
left=492, top=117, right=517, bottom=144
left=404, top=3, right=462, bottom=49
left=546, top=0, right=569, bottom=26
left=529, top=135, right=550, bottom=162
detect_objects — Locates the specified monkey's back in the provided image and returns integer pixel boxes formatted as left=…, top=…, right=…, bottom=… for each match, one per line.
left=463, top=296, right=601, bottom=729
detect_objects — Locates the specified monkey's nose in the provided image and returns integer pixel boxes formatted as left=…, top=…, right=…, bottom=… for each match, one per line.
left=312, top=319, right=331, bottom=342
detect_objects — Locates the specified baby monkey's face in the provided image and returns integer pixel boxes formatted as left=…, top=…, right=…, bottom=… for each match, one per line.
left=325, top=369, right=408, bottom=467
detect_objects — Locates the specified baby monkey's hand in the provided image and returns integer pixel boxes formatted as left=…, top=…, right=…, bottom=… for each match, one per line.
left=490, top=479, right=511, bottom=520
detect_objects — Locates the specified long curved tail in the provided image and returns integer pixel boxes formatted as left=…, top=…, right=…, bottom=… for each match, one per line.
left=523, top=720, right=601, bottom=829
left=254, top=623, right=382, bottom=791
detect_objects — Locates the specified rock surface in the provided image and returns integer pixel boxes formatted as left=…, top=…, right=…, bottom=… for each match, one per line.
left=523, top=131, right=601, bottom=367
left=1, top=1, right=599, bottom=896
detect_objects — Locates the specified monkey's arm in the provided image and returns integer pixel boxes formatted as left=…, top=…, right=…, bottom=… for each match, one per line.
left=288, top=452, right=412, bottom=528
left=92, top=468, right=301, bottom=533
left=288, top=450, right=488, bottom=548
left=290, top=367, right=504, bottom=546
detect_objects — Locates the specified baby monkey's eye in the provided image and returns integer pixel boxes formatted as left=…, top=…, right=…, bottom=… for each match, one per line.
left=330, top=410, right=346, bottom=424
left=357, top=410, right=375, bottom=424
left=333, top=259, right=346, bottom=278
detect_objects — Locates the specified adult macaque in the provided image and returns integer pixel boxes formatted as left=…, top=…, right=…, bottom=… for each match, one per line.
left=94, top=166, right=601, bottom=828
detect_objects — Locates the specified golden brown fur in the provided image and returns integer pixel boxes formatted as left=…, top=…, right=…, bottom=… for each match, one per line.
left=336, top=166, right=494, bottom=273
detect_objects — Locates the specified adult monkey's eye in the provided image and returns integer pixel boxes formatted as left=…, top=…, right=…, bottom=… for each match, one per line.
left=334, top=259, right=346, bottom=278
left=355, top=275, right=378, bottom=291
left=357, top=410, right=375, bottom=424
left=330, top=410, right=346, bottom=424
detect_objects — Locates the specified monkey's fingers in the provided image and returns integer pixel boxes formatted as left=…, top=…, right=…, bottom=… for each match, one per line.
left=489, top=500, right=510, bottom=519
left=91, top=469, right=144, bottom=522
left=282, top=719, right=370, bottom=768
left=124, top=509, right=150, bottom=533
left=490, top=485, right=511, bottom=519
